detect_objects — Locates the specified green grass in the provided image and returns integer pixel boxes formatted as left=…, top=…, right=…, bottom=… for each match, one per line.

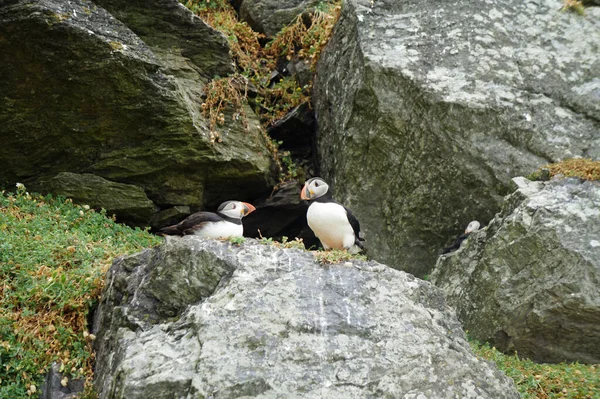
left=0, top=184, right=162, bottom=398
left=470, top=339, right=600, bottom=398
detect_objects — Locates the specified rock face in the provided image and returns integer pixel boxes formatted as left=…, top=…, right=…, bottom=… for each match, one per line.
left=34, top=172, right=156, bottom=227
left=93, top=237, right=519, bottom=398
left=313, top=0, right=600, bottom=276
left=0, top=0, right=276, bottom=227
left=431, top=177, right=600, bottom=364
left=40, top=362, right=84, bottom=399
left=238, top=0, right=321, bottom=38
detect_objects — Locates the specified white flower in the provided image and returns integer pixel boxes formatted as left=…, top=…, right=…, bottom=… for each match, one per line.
left=15, top=182, right=24, bottom=190
left=82, top=205, right=90, bottom=210
left=79, top=210, right=84, bottom=216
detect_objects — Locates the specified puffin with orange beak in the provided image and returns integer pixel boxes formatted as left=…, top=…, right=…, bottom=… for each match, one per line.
left=301, top=177, right=365, bottom=253
left=158, top=200, right=256, bottom=239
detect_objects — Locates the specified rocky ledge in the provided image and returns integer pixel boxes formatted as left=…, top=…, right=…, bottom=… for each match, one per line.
left=93, top=237, right=519, bottom=398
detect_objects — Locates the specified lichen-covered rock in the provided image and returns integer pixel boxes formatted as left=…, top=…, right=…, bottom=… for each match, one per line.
left=239, top=0, right=322, bottom=38
left=93, top=237, right=519, bottom=398
left=431, top=177, right=600, bottom=364
left=313, top=0, right=600, bottom=276
left=32, top=172, right=156, bottom=227
left=0, top=0, right=276, bottom=226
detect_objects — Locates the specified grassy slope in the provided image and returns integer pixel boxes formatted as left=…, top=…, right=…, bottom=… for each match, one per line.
left=0, top=185, right=161, bottom=398
left=471, top=340, right=600, bottom=399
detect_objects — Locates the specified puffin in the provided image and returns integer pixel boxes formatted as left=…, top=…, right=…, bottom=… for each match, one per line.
left=301, top=177, right=365, bottom=253
left=158, top=200, right=256, bottom=239
left=442, top=220, right=480, bottom=254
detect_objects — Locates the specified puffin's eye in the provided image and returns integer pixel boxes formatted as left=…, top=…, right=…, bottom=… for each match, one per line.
left=231, top=204, right=236, bottom=209
left=315, top=182, right=319, bottom=187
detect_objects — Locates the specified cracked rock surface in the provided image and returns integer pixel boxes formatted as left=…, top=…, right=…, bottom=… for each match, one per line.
left=93, top=237, right=519, bottom=398
left=431, top=177, right=600, bottom=364
left=313, top=0, right=600, bottom=276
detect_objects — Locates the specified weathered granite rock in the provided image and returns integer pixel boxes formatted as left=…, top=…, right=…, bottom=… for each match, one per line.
left=40, top=362, right=85, bottom=399
left=239, top=0, right=322, bottom=38
left=313, top=0, right=600, bottom=276
left=0, top=0, right=276, bottom=226
left=431, top=177, right=600, bottom=364
left=93, top=237, right=519, bottom=398
left=32, top=172, right=156, bottom=227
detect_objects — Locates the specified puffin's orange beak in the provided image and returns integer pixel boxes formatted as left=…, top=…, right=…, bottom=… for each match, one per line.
left=300, top=184, right=310, bottom=200
left=242, top=202, right=256, bottom=216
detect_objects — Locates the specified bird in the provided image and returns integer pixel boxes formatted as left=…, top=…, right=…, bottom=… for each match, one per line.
left=442, top=220, right=480, bottom=254
left=158, top=200, right=256, bottom=239
left=300, top=177, right=365, bottom=253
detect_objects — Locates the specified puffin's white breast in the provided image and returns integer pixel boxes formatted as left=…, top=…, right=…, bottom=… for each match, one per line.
left=193, top=221, right=243, bottom=239
left=307, top=202, right=355, bottom=250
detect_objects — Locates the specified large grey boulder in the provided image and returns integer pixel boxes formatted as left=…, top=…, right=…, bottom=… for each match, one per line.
left=431, top=177, right=600, bottom=364
left=238, top=0, right=320, bottom=38
left=0, top=0, right=276, bottom=226
left=93, top=237, right=519, bottom=398
left=313, top=0, right=600, bottom=276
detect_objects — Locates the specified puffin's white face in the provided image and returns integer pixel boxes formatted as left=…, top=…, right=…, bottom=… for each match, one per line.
left=465, top=220, right=480, bottom=234
left=301, top=177, right=329, bottom=200
left=217, top=201, right=256, bottom=219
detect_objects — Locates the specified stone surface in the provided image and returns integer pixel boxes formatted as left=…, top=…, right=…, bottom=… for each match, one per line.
left=149, top=205, right=191, bottom=230
left=32, top=172, right=156, bottom=227
left=313, top=0, right=600, bottom=276
left=93, top=237, right=519, bottom=398
left=0, top=0, right=276, bottom=226
left=239, top=0, right=322, bottom=38
left=40, top=362, right=85, bottom=399
left=431, top=177, right=600, bottom=364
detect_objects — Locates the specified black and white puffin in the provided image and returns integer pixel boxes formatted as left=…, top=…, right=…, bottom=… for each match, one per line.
left=301, top=177, right=365, bottom=253
left=442, top=220, right=480, bottom=254
left=158, top=200, right=256, bottom=239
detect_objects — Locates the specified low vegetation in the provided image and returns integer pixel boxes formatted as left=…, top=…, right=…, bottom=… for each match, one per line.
left=181, top=0, right=340, bottom=181
left=530, top=158, right=600, bottom=181
left=257, top=235, right=306, bottom=250
left=312, top=249, right=368, bottom=264
left=471, top=339, right=600, bottom=398
left=0, top=185, right=161, bottom=398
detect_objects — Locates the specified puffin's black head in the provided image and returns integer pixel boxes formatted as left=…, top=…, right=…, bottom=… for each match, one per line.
left=300, top=177, right=329, bottom=200
left=216, top=200, right=256, bottom=220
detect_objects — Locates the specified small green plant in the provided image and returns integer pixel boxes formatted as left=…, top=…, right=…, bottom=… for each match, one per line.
left=257, top=236, right=275, bottom=245
left=561, top=0, right=585, bottom=15
left=470, top=338, right=600, bottom=398
left=280, top=236, right=306, bottom=249
left=313, top=249, right=367, bottom=265
left=228, top=236, right=246, bottom=245
left=256, top=235, right=306, bottom=249
left=0, top=184, right=162, bottom=398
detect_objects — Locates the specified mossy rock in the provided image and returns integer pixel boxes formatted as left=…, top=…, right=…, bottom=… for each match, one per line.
left=0, top=0, right=276, bottom=227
